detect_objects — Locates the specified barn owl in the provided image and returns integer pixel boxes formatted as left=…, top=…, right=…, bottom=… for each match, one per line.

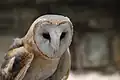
left=0, top=14, right=73, bottom=80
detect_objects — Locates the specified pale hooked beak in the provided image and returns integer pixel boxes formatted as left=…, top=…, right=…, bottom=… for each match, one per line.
left=50, top=30, right=61, bottom=53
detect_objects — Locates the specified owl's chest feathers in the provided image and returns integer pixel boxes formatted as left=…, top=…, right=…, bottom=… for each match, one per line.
left=23, top=55, right=60, bottom=80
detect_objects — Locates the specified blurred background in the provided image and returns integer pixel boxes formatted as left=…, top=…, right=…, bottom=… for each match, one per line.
left=0, top=0, right=120, bottom=80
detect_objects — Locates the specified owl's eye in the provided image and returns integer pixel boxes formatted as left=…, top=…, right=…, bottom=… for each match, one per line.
left=42, top=33, right=50, bottom=40
left=60, top=32, right=66, bottom=40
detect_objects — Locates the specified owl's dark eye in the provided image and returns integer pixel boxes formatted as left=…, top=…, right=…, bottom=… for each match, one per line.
left=60, top=32, right=66, bottom=40
left=42, top=33, right=50, bottom=40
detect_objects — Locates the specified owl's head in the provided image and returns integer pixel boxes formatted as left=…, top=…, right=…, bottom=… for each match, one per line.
left=25, top=14, right=73, bottom=59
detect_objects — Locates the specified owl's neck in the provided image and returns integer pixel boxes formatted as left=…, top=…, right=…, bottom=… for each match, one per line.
left=23, top=54, right=60, bottom=80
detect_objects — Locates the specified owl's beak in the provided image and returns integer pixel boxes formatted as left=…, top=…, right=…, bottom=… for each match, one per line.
left=51, top=32, right=60, bottom=53
left=51, top=38, right=59, bottom=53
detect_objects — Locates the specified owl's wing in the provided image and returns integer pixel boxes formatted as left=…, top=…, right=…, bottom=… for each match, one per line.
left=47, top=48, right=71, bottom=80
left=0, top=47, right=34, bottom=80
left=9, top=38, right=23, bottom=51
